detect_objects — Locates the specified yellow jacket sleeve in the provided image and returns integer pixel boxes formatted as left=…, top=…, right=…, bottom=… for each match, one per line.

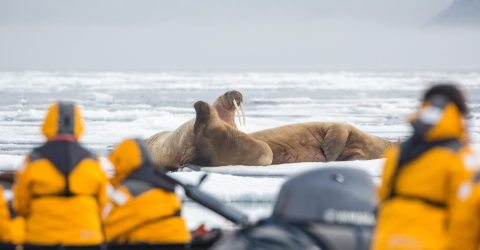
left=448, top=181, right=480, bottom=250
left=447, top=149, right=480, bottom=250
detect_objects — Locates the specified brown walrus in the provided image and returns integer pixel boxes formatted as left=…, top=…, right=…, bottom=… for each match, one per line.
left=250, top=122, right=401, bottom=164
left=145, top=90, right=246, bottom=169
left=188, top=101, right=272, bottom=167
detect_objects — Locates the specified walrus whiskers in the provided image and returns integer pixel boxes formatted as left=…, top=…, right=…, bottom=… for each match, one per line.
left=240, top=102, right=246, bottom=126
left=233, top=99, right=243, bottom=126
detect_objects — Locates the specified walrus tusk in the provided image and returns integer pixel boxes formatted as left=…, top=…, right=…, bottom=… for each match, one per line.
left=233, top=99, right=242, bottom=126
left=240, top=102, right=246, bottom=126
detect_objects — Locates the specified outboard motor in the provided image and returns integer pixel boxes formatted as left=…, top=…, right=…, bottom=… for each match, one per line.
left=211, top=167, right=377, bottom=250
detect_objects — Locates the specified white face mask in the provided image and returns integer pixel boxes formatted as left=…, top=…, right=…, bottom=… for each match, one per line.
left=418, top=106, right=444, bottom=126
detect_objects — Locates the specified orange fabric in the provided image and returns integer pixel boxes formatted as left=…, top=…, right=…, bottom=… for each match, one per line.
left=108, top=139, right=143, bottom=186
left=102, top=186, right=190, bottom=244
left=41, top=102, right=84, bottom=140
left=14, top=154, right=108, bottom=245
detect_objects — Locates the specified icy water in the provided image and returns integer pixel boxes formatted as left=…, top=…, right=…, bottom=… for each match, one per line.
left=0, top=71, right=479, bottom=229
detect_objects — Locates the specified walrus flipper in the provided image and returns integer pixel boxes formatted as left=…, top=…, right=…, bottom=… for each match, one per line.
left=321, top=126, right=349, bottom=162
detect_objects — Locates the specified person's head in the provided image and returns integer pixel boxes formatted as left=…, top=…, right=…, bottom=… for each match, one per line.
left=411, top=83, right=469, bottom=141
left=423, top=84, right=468, bottom=116
left=108, top=138, right=152, bottom=186
left=41, top=101, right=84, bottom=141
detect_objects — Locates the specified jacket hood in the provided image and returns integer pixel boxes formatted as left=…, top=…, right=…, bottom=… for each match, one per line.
left=41, top=101, right=84, bottom=140
left=108, top=138, right=152, bottom=186
left=410, top=94, right=465, bottom=142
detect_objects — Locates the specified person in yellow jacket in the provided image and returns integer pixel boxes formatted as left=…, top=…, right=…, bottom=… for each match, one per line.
left=102, top=138, right=191, bottom=244
left=14, top=101, right=108, bottom=246
left=371, top=84, right=477, bottom=250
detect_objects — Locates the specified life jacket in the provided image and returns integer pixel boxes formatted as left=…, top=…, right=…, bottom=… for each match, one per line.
left=29, top=142, right=98, bottom=198
left=385, top=137, right=463, bottom=209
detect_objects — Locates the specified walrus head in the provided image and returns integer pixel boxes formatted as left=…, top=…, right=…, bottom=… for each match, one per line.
left=212, top=90, right=246, bottom=127
left=193, top=101, right=217, bottom=126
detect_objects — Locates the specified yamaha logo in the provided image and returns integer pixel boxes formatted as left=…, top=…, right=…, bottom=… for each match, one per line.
left=323, top=208, right=376, bottom=226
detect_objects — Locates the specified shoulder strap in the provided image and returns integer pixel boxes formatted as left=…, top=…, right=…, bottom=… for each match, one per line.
left=121, top=179, right=155, bottom=197
left=125, top=165, right=176, bottom=193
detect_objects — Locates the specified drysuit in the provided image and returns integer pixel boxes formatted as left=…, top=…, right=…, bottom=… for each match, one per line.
left=14, top=102, right=108, bottom=245
left=102, top=139, right=190, bottom=244
left=371, top=94, right=475, bottom=250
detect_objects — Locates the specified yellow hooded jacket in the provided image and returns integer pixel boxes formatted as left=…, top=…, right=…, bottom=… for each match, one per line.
left=14, top=102, right=108, bottom=245
left=371, top=98, right=475, bottom=250
left=102, top=139, right=190, bottom=244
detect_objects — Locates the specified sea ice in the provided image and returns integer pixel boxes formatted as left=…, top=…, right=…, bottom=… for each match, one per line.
left=0, top=71, right=478, bottom=229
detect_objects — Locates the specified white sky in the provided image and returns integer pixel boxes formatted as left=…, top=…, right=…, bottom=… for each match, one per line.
left=2, top=0, right=479, bottom=71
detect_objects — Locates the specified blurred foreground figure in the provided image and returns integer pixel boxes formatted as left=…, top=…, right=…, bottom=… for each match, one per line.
left=371, top=84, right=476, bottom=250
left=211, top=167, right=376, bottom=250
left=14, top=102, right=108, bottom=245
left=102, top=138, right=190, bottom=244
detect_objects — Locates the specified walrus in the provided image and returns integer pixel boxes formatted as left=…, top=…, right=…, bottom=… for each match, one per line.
left=145, top=90, right=246, bottom=169
left=188, top=101, right=273, bottom=167
left=249, top=122, right=401, bottom=164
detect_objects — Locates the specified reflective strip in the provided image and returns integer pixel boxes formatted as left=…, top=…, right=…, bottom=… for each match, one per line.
left=110, top=189, right=129, bottom=206
left=101, top=202, right=114, bottom=219
left=2, top=189, right=13, bottom=202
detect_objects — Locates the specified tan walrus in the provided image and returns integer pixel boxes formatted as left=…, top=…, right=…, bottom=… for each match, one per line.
left=250, top=122, right=401, bottom=164
left=188, top=101, right=272, bottom=167
left=145, top=90, right=246, bottom=169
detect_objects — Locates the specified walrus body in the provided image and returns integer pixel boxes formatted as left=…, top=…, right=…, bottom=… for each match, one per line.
left=188, top=101, right=272, bottom=167
left=250, top=122, right=399, bottom=165
left=146, top=119, right=195, bottom=169
left=146, top=91, right=245, bottom=169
